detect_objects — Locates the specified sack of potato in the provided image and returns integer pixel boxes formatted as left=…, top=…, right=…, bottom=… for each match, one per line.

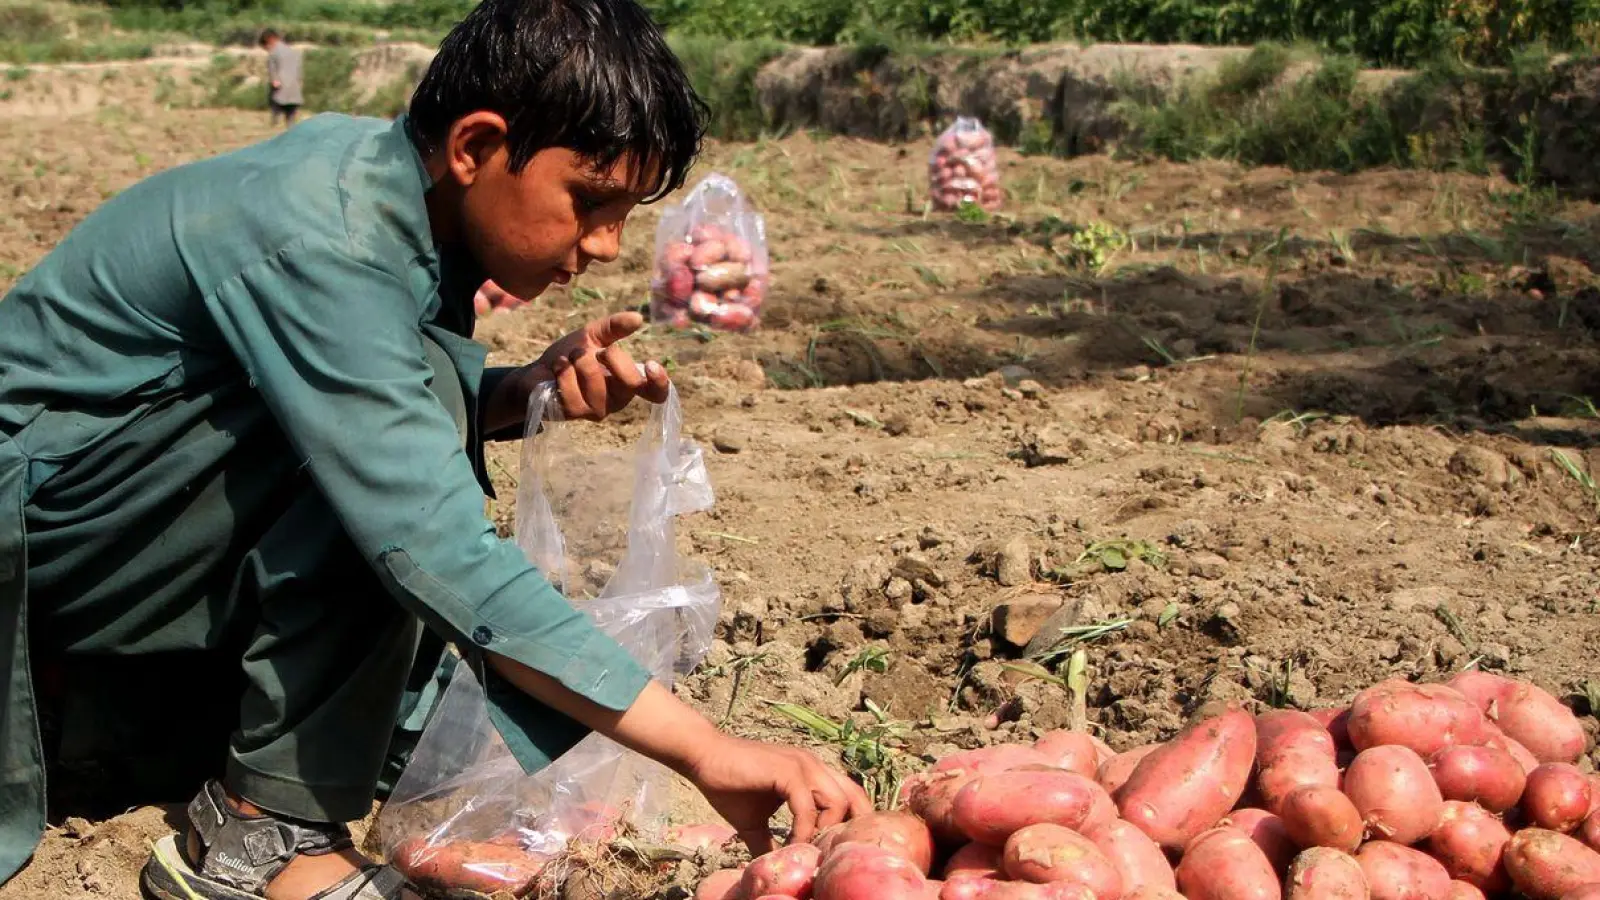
left=649, top=172, right=768, bottom=333
left=691, top=669, right=1598, bottom=900
left=929, top=117, right=1001, bottom=213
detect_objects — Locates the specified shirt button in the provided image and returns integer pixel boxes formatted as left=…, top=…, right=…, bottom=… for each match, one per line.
left=471, top=626, right=493, bottom=646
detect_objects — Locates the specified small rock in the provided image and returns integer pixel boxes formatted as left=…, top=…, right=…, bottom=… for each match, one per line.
left=839, top=556, right=892, bottom=611
left=864, top=608, right=899, bottom=638
left=732, top=359, right=768, bottom=387
left=1284, top=669, right=1318, bottom=708
left=1188, top=552, right=1229, bottom=580
left=996, top=537, right=1033, bottom=586
left=893, top=554, right=946, bottom=588
left=1206, top=601, right=1244, bottom=644
left=1016, top=379, right=1045, bottom=399
left=1478, top=642, right=1512, bottom=668
left=1448, top=445, right=1518, bottom=490
left=990, top=594, right=1065, bottom=648
left=1014, top=425, right=1087, bottom=467
left=1375, top=639, right=1402, bottom=661
left=919, top=526, right=957, bottom=549
left=1116, top=365, right=1153, bottom=382
left=712, top=428, right=747, bottom=454
left=62, top=818, right=94, bottom=840
left=899, top=603, right=929, bottom=630
left=884, top=577, right=913, bottom=600
left=998, top=365, right=1034, bottom=386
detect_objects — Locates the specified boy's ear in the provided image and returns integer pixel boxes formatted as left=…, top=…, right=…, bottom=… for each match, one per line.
left=443, top=112, right=511, bottom=187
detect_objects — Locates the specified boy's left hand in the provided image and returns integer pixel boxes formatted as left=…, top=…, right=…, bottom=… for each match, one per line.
left=484, top=311, right=670, bottom=432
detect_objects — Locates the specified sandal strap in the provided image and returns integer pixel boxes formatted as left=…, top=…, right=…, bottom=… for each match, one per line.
left=308, top=865, right=411, bottom=900
left=186, top=780, right=355, bottom=892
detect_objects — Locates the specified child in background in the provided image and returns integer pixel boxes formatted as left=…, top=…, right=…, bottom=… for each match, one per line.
left=259, top=28, right=304, bottom=127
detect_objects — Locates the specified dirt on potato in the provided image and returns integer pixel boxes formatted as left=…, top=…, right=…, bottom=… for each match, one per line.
left=3, top=60, right=1599, bottom=900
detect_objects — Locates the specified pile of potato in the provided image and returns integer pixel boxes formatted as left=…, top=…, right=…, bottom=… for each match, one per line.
left=649, top=221, right=767, bottom=333
left=928, top=118, right=1001, bottom=213
left=693, top=669, right=1599, bottom=900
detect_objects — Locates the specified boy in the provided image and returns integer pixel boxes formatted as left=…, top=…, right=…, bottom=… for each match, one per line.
left=259, top=28, right=303, bottom=126
left=0, top=1, right=867, bottom=898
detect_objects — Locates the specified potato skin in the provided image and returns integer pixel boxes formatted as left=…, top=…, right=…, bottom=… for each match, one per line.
left=934, top=746, right=1053, bottom=776
left=1286, top=847, right=1370, bottom=900
left=1347, top=681, right=1486, bottom=757
left=1582, top=810, right=1600, bottom=853
left=696, top=868, right=748, bottom=900
left=942, top=843, right=1004, bottom=880
left=1428, top=745, right=1527, bottom=813
left=1344, top=745, right=1445, bottom=845
left=391, top=837, right=548, bottom=896
left=741, top=843, right=823, bottom=899
left=1220, top=809, right=1296, bottom=874
left=906, top=770, right=981, bottom=844
left=1279, top=786, right=1364, bottom=854
left=1446, top=882, right=1485, bottom=900
left=1001, top=823, right=1122, bottom=898
left=1355, top=842, right=1452, bottom=900
left=1524, top=764, right=1595, bottom=833
left=1559, top=886, right=1600, bottom=900
left=1097, top=745, right=1158, bottom=796
left=828, top=812, right=936, bottom=873
left=1115, top=707, right=1258, bottom=850
left=1256, top=711, right=1341, bottom=815
left=1175, top=826, right=1282, bottom=900
left=1503, top=828, right=1600, bottom=900
left=1447, top=671, right=1588, bottom=765
left=1034, top=731, right=1104, bottom=779
left=952, top=770, right=1103, bottom=846
left=1426, top=801, right=1512, bottom=893
left=1087, top=818, right=1177, bottom=894
left=815, top=843, right=929, bottom=900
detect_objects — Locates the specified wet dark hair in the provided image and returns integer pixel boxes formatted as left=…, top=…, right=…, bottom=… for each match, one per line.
left=407, top=0, right=709, bottom=202
left=258, top=28, right=280, bottom=45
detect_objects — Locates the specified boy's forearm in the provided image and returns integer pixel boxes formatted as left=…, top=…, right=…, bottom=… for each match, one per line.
left=485, top=652, right=717, bottom=777
left=479, top=366, right=530, bottom=440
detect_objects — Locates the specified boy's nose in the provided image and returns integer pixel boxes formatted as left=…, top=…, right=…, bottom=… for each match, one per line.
left=579, top=223, right=623, bottom=266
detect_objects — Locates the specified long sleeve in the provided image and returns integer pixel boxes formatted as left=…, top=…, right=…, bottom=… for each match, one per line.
left=201, top=236, right=651, bottom=713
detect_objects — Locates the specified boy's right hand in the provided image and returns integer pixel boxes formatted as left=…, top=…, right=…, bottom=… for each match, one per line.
left=681, top=734, right=871, bottom=854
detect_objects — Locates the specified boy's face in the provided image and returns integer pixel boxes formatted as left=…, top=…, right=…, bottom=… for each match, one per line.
left=440, top=115, right=651, bottom=300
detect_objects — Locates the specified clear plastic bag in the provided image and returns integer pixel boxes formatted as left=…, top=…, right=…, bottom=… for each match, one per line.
left=928, top=117, right=1002, bottom=212
left=648, top=172, right=769, bottom=333
left=378, top=378, right=719, bottom=898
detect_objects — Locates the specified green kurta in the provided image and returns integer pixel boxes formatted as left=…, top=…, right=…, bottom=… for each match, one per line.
left=0, top=113, right=651, bottom=885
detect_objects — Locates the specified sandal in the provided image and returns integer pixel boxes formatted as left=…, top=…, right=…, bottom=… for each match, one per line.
left=140, top=780, right=411, bottom=900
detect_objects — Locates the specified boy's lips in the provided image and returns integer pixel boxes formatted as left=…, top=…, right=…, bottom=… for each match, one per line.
left=551, top=271, right=573, bottom=285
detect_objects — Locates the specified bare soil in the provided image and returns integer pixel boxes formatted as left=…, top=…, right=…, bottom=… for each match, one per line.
left=3, top=68, right=1599, bottom=900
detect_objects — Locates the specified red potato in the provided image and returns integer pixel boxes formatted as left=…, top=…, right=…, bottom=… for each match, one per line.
left=1447, top=671, right=1588, bottom=764
left=814, top=823, right=847, bottom=856
left=1426, top=801, right=1511, bottom=893
left=1504, top=828, right=1600, bottom=900
left=1560, top=887, right=1600, bottom=900
left=697, top=868, right=749, bottom=900
left=1590, top=776, right=1600, bottom=816
left=1309, top=708, right=1353, bottom=750
left=1115, top=707, right=1258, bottom=850
left=1480, top=722, right=1541, bottom=775
left=1087, top=819, right=1177, bottom=894
left=989, top=883, right=1100, bottom=900
left=741, top=843, right=823, bottom=899
left=391, top=838, right=549, bottom=896
left=1174, top=826, right=1282, bottom=900
left=814, top=843, right=928, bottom=900
left=1525, top=764, right=1595, bottom=833
left=1001, top=823, right=1122, bottom=898
left=1446, top=882, right=1485, bottom=900
left=943, top=844, right=1004, bottom=880
left=1286, top=847, right=1369, bottom=900
left=1356, top=842, right=1451, bottom=900
left=905, top=770, right=979, bottom=845
left=825, top=813, right=935, bottom=874
left=1097, top=745, right=1158, bottom=796
left=1220, top=809, right=1296, bottom=874
left=934, top=746, right=1053, bottom=776
left=1034, top=731, right=1104, bottom=778
left=952, top=770, right=1104, bottom=846
left=1255, top=711, right=1341, bottom=814
left=1123, top=892, right=1186, bottom=900
left=688, top=240, right=727, bottom=269
left=1347, top=680, right=1487, bottom=757
left=1278, top=785, right=1364, bottom=853
left=1583, top=811, right=1600, bottom=853
left=1428, top=745, right=1527, bottom=813
left=1344, top=745, right=1445, bottom=844
left=670, top=823, right=739, bottom=852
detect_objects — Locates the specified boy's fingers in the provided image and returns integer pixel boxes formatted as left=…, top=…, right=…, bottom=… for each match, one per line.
left=553, top=358, right=594, bottom=421
left=568, top=350, right=610, bottom=420
left=598, top=345, right=646, bottom=391
left=640, top=360, right=672, bottom=403
left=583, top=311, right=646, bottom=348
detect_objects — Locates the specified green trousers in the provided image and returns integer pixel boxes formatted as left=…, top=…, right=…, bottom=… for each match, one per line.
left=28, top=337, right=466, bottom=824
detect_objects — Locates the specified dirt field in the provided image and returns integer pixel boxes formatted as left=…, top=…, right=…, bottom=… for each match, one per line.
left=3, top=62, right=1599, bottom=900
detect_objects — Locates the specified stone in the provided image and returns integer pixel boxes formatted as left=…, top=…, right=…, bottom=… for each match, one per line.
left=1188, top=551, right=1229, bottom=580
left=996, top=537, right=1033, bottom=586
left=1448, top=445, right=1519, bottom=490
left=712, top=428, right=747, bottom=454
left=991, top=594, right=1065, bottom=648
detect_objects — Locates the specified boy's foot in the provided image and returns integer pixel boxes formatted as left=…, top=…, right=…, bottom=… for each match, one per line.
left=139, top=780, right=420, bottom=900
